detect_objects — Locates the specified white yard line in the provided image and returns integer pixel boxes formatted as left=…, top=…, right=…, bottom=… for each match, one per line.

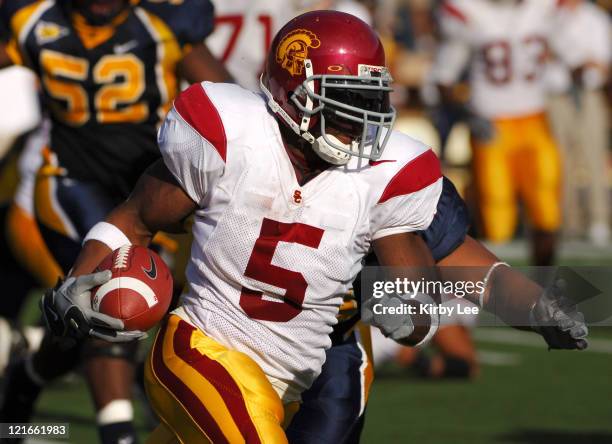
left=477, top=350, right=522, bottom=366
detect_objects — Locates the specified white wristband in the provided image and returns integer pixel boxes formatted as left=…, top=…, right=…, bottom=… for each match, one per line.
left=83, top=222, right=131, bottom=251
left=478, top=261, right=510, bottom=308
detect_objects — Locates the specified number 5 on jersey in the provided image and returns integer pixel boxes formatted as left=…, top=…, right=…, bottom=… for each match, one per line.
left=240, top=218, right=324, bottom=322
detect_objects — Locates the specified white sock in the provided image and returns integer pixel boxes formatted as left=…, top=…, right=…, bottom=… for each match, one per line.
left=96, top=399, right=134, bottom=425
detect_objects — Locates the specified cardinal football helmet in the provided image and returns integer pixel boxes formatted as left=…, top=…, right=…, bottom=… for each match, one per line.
left=261, top=10, right=396, bottom=165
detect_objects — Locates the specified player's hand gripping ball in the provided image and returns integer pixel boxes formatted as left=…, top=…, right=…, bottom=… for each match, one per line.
left=91, top=245, right=173, bottom=331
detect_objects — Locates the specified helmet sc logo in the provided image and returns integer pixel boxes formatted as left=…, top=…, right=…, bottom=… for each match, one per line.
left=276, top=29, right=321, bottom=76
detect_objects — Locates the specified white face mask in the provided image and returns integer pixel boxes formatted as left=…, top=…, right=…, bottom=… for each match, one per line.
left=260, top=63, right=397, bottom=166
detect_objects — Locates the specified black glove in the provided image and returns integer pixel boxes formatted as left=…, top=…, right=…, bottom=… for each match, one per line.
left=530, top=278, right=589, bottom=350
left=40, top=271, right=146, bottom=343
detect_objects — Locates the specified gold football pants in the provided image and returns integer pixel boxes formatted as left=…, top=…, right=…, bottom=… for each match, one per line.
left=472, top=112, right=562, bottom=242
left=145, top=314, right=296, bottom=443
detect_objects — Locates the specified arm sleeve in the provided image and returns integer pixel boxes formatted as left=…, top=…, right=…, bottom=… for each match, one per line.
left=417, top=177, right=469, bottom=261
left=157, top=107, right=224, bottom=206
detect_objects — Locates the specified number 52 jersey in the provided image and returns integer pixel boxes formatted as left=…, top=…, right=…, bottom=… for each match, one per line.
left=160, top=81, right=443, bottom=399
left=1, top=0, right=214, bottom=198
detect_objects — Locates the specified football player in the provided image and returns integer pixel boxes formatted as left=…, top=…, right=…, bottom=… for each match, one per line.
left=0, top=0, right=231, bottom=443
left=0, top=141, right=45, bottom=377
left=205, top=3, right=381, bottom=441
left=0, top=16, right=49, bottom=375
left=0, top=124, right=53, bottom=377
left=431, top=0, right=575, bottom=265
left=288, top=176, right=477, bottom=443
left=40, top=11, right=587, bottom=443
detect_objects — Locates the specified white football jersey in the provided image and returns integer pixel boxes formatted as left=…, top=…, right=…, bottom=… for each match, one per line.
left=433, top=0, right=564, bottom=118
left=159, top=82, right=443, bottom=399
left=207, top=0, right=298, bottom=91
left=14, top=119, right=49, bottom=215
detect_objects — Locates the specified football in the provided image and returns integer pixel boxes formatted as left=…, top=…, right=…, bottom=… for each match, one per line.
left=91, top=245, right=173, bottom=331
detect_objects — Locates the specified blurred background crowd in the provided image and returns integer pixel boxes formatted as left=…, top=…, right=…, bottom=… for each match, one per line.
left=334, top=0, right=611, bottom=250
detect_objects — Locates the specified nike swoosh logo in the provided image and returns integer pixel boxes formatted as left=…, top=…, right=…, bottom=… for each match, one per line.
left=142, top=256, right=157, bottom=280
left=114, top=40, right=138, bottom=54
left=369, top=159, right=397, bottom=166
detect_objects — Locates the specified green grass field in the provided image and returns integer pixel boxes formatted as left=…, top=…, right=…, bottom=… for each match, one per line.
left=362, top=329, right=612, bottom=444
left=23, top=327, right=612, bottom=444
left=14, top=243, right=612, bottom=443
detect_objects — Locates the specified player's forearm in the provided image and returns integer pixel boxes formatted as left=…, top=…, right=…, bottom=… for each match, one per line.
left=106, top=201, right=156, bottom=246
left=69, top=204, right=153, bottom=278
left=69, top=241, right=114, bottom=278
left=372, top=232, right=440, bottom=345
left=70, top=160, right=196, bottom=278
left=179, top=42, right=234, bottom=84
left=483, top=266, right=542, bottom=328
left=437, top=236, right=541, bottom=327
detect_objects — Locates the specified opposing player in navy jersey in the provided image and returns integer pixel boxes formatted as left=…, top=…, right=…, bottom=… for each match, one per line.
left=0, top=1, right=231, bottom=442
left=287, top=177, right=478, bottom=443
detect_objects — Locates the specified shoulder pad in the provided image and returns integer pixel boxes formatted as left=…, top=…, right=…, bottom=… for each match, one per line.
left=173, top=82, right=227, bottom=163
left=196, top=81, right=269, bottom=145
left=172, top=81, right=265, bottom=163
left=373, top=132, right=442, bottom=204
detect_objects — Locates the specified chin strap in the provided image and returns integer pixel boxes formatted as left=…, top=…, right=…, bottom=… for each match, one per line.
left=260, top=75, right=316, bottom=144
left=312, top=135, right=352, bottom=165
